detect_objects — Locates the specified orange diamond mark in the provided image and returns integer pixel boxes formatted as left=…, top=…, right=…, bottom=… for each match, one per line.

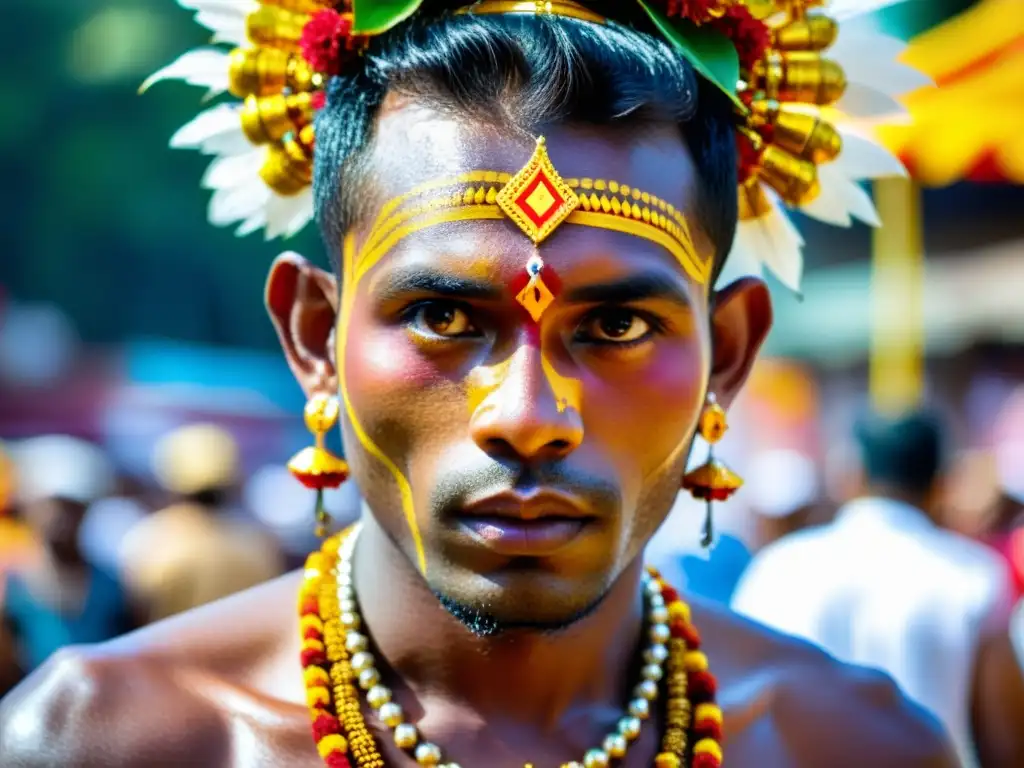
left=516, top=272, right=555, bottom=322
left=497, top=137, right=579, bottom=244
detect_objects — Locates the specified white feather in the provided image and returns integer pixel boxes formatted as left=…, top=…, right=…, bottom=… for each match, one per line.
left=831, top=31, right=933, bottom=97
left=140, top=48, right=231, bottom=98
left=202, top=149, right=263, bottom=190
left=836, top=82, right=909, bottom=120
left=834, top=127, right=908, bottom=180
left=179, top=0, right=258, bottom=44
left=265, top=189, right=315, bottom=240
left=732, top=191, right=805, bottom=292
left=827, top=0, right=909, bottom=21
left=209, top=183, right=271, bottom=227
left=800, top=165, right=882, bottom=227
left=170, top=103, right=252, bottom=156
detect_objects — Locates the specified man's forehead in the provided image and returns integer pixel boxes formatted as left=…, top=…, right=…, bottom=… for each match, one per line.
left=367, top=100, right=699, bottom=217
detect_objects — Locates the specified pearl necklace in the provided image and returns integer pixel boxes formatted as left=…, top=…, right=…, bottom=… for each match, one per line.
left=335, top=526, right=669, bottom=768
left=299, top=526, right=725, bottom=768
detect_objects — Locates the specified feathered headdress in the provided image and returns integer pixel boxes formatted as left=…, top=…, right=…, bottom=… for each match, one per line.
left=144, top=0, right=927, bottom=291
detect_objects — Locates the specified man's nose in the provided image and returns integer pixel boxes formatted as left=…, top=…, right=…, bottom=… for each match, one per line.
left=469, top=346, right=584, bottom=464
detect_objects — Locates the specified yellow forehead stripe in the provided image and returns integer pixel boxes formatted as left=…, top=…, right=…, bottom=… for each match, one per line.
left=356, top=139, right=711, bottom=285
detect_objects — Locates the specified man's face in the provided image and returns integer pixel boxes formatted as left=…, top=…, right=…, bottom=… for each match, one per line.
left=269, top=100, right=771, bottom=629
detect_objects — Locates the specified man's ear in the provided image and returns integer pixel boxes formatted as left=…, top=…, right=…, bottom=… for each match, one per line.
left=708, top=277, right=773, bottom=409
left=265, top=252, right=340, bottom=398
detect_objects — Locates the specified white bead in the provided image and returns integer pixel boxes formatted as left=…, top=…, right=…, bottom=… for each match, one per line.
left=526, top=255, right=544, bottom=275
left=339, top=598, right=358, bottom=614
left=379, top=702, right=404, bottom=727
left=641, top=663, right=663, bottom=682
left=415, top=742, right=442, bottom=765
left=351, top=651, right=374, bottom=672
left=367, top=685, right=392, bottom=709
left=338, top=572, right=353, bottom=588
left=603, top=733, right=627, bottom=758
left=649, top=605, right=669, bottom=625
left=648, top=593, right=665, bottom=609
left=628, top=698, right=650, bottom=719
left=345, top=632, right=369, bottom=654
left=643, top=644, right=668, bottom=664
left=440, top=764, right=463, bottom=768
left=644, top=579, right=663, bottom=596
left=394, top=722, right=419, bottom=749
left=341, top=611, right=361, bottom=630
left=359, top=667, right=380, bottom=690
left=563, top=763, right=584, bottom=768
left=583, top=748, right=609, bottom=768
left=649, top=623, right=670, bottom=644
left=619, top=715, right=642, bottom=740
left=635, top=680, right=658, bottom=701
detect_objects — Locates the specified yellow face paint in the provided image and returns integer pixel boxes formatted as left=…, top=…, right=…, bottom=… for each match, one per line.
left=337, top=233, right=428, bottom=575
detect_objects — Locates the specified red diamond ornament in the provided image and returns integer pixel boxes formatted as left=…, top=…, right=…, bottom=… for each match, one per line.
left=497, top=137, right=579, bottom=244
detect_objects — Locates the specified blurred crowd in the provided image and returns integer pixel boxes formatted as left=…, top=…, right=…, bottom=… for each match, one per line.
left=3, top=406, right=1024, bottom=764
left=0, top=424, right=362, bottom=697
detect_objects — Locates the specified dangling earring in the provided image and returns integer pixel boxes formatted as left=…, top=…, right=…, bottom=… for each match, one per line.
left=681, top=393, right=743, bottom=549
left=287, top=393, right=349, bottom=537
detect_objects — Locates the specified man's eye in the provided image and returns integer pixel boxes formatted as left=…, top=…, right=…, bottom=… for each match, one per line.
left=577, top=308, right=654, bottom=344
left=407, top=302, right=479, bottom=338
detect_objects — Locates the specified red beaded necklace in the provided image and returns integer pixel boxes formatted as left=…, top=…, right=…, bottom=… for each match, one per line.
left=299, top=529, right=724, bottom=767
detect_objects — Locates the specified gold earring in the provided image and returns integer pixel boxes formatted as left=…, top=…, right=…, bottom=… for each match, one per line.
left=287, top=393, right=349, bottom=537
left=681, top=394, right=743, bottom=548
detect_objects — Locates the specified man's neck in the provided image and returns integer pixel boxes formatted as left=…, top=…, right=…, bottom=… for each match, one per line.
left=352, top=514, right=647, bottom=727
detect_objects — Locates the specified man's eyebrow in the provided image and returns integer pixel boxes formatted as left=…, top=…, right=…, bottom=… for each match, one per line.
left=370, top=267, right=504, bottom=301
left=563, top=272, right=692, bottom=306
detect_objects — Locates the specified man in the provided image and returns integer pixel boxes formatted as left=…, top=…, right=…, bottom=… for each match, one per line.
left=733, top=411, right=1024, bottom=767
left=118, top=423, right=285, bottom=622
left=0, top=436, right=133, bottom=695
left=1, top=1, right=954, bottom=766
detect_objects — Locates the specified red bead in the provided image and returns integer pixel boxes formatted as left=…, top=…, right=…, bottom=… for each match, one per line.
left=324, top=753, right=352, bottom=768
left=303, top=627, right=323, bottom=641
left=689, top=670, right=718, bottom=703
left=693, top=753, right=722, bottom=768
left=695, top=719, right=724, bottom=742
left=660, top=585, right=680, bottom=604
left=312, top=714, right=342, bottom=741
left=301, top=648, right=328, bottom=668
left=301, top=596, right=320, bottom=616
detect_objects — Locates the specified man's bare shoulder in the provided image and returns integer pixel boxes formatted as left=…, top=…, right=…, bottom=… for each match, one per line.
left=695, top=599, right=957, bottom=767
left=0, top=571, right=305, bottom=768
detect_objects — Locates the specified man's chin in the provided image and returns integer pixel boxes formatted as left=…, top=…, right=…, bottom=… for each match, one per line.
left=429, top=572, right=613, bottom=638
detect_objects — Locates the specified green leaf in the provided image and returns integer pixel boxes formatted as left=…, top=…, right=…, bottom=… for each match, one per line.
left=637, top=0, right=743, bottom=110
left=351, top=0, right=424, bottom=35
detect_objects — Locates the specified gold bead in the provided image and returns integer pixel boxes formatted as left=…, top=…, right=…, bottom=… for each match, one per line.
left=304, top=393, right=341, bottom=434
left=698, top=401, right=728, bottom=444
left=358, top=668, right=380, bottom=690
left=415, top=742, right=442, bottom=765
left=583, top=749, right=609, bottom=768
left=367, top=685, right=392, bottom=709
left=394, top=723, right=419, bottom=749
left=628, top=698, right=650, bottom=719
left=379, top=702, right=404, bottom=727
left=603, top=733, right=627, bottom=758
left=350, top=651, right=374, bottom=672
left=619, top=716, right=642, bottom=740
left=654, top=754, right=682, bottom=768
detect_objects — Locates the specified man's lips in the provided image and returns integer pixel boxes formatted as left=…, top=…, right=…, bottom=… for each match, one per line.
left=455, top=490, right=596, bottom=556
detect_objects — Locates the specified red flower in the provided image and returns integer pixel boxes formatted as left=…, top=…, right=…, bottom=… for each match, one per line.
left=325, top=754, right=352, bottom=768
left=693, top=753, right=722, bottom=768
left=661, top=585, right=680, bottom=604
left=710, top=5, right=771, bottom=71
left=662, top=0, right=727, bottom=25
left=695, top=717, right=724, bottom=742
left=313, top=713, right=342, bottom=741
left=300, top=9, right=354, bottom=76
left=300, top=596, right=320, bottom=616
left=301, top=648, right=328, bottom=668
left=303, top=626, right=324, bottom=641
left=689, top=670, right=718, bottom=703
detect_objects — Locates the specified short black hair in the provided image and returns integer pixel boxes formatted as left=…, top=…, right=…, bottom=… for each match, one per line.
left=313, top=1, right=738, bottom=276
left=854, top=409, right=946, bottom=495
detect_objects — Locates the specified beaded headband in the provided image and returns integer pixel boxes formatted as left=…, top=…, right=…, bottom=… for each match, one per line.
left=146, top=0, right=926, bottom=291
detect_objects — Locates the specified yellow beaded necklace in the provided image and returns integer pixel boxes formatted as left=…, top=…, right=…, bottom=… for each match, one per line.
left=299, top=527, right=724, bottom=768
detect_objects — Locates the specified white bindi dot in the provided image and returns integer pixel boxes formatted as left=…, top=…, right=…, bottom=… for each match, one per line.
left=526, top=255, right=544, bottom=276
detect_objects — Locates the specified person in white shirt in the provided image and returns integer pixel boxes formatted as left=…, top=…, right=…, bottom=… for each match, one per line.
left=732, top=410, right=1024, bottom=767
